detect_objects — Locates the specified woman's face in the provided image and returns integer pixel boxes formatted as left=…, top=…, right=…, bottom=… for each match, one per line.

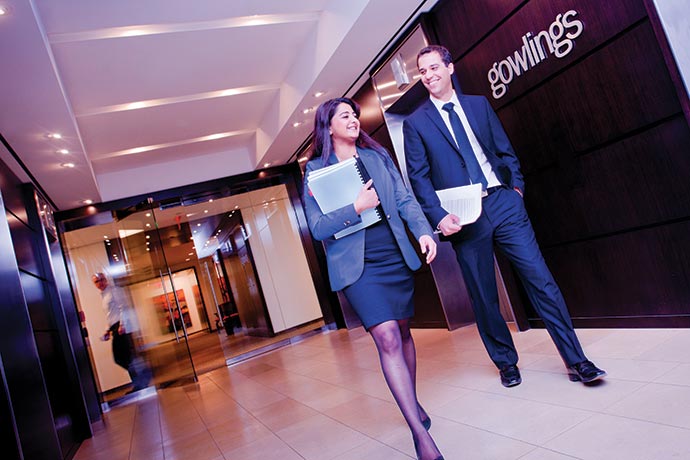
left=329, top=102, right=360, bottom=144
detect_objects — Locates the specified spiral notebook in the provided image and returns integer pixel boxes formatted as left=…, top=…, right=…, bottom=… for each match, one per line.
left=307, top=156, right=382, bottom=239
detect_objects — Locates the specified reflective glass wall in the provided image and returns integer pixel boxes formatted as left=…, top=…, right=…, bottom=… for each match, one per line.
left=59, top=178, right=326, bottom=402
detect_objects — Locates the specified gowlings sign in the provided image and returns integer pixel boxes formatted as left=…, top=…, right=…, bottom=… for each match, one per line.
left=488, top=10, right=584, bottom=99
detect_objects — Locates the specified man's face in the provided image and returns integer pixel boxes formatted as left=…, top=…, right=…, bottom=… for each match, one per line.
left=418, top=51, right=454, bottom=100
left=92, top=274, right=108, bottom=291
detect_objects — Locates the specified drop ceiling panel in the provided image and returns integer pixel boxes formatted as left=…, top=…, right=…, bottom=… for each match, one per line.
left=51, top=23, right=314, bottom=110
left=90, top=133, right=254, bottom=173
left=36, top=0, right=329, bottom=32
left=77, top=89, right=277, bottom=155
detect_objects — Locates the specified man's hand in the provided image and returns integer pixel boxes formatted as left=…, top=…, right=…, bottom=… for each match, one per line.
left=419, top=235, right=437, bottom=264
left=354, top=179, right=380, bottom=214
left=437, top=214, right=462, bottom=236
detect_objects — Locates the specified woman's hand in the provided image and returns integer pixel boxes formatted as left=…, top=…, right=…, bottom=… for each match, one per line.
left=354, top=179, right=380, bottom=214
left=419, top=234, right=437, bottom=264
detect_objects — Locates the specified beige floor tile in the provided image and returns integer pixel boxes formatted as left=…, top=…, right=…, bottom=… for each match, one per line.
left=251, top=397, right=320, bottom=432
left=581, top=329, right=682, bottom=360
left=426, top=361, right=499, bottom=391
left=544, top=413, right=690, bottom=459
left=162, top=429, right=222, bottom=460
left=275, top=413, right=370, bottom=459
left=323, top=394, right=405, bottom=438
left=415, top=378, right=474, bottom=412
left=604, top=382, right=690, bottom=429
left=433, top=390, right=593, bottom=444
left=331, top=438, right=412, bottom=459
left=654, top=363, right=690, bottom=386
left=221, top=433, right=304, bottom=460
left=208, top=417, right=274, bottom=453
left=381, top=415, right=535, bottom=460
left=73, top=327, right=690, bottom=460
left=635, top=330, right=690, bottom=363
left=485, top=368, right=645, bottom=411
left=518, top=448, right=583, bottom=459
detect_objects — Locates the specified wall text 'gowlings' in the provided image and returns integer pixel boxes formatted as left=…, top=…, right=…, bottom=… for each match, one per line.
left=487, top=10, right=584, bottom=99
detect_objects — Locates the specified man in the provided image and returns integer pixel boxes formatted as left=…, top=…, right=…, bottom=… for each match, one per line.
left=92, top=272, right=150, bottom=393
left=403, top=45, right=605, bottom=387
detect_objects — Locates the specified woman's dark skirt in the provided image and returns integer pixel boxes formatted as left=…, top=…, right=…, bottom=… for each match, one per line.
left=343, top=220, right=414, bottom=330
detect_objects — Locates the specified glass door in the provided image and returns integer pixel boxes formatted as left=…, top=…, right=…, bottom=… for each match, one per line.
left=61, top=182, right=325, bottom=401
left=112, top=200, right=197, bottom=388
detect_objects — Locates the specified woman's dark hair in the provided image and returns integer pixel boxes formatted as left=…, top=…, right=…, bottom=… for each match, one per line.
left=310, top=97, right=387, bottom=167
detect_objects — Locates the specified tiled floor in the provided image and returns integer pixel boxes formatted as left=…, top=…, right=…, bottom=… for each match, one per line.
left=75, top=324, right=690, bottom=460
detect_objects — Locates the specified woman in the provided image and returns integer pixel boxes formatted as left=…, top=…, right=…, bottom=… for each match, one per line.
left=303, top=97, right=444, bottom=460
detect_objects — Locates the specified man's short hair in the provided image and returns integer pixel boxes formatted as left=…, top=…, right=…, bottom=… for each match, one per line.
left=417, top=45, right=453, bottom=66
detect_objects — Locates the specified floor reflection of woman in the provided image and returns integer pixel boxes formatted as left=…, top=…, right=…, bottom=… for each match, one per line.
left=303, top=98, right=444, bottom=460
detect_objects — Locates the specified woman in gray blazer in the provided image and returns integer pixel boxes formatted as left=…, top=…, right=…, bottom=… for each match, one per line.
left=303, top=98, right=443, bottom=460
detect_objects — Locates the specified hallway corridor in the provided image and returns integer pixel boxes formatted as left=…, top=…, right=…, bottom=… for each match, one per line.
left=74, top=325, right=690, bottom=459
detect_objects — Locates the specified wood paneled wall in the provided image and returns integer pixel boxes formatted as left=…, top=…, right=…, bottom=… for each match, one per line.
left=425, top=0, right=690, bottom=326
left=0, top=155, right=94, bottom=459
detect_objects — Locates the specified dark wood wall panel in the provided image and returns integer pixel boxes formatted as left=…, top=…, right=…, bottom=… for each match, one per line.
left=540, top=221, right=690, bottom=320
left=431, top=0, right=522, bottom=59
left=422, top=0, right=690, bottom=326
left=6, top=211, right=41, bottom=277
left=452, top=0, right=647, bottom=106
left=498, top=22, right=681, bottom=175
left=528, top=116, right=690, bottom=245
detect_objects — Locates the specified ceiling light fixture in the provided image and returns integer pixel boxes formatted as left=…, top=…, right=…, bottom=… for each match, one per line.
left=83, top=199, right=93, bottom=205
left=0, top=6, right=10, bottom=15
left=313, top=91, right=324, bottom=98
left=61, top=162, right=75, bottom=168
left=263, top=162, right=271, bottom=167
left=48, top=133, right=62, bottom=139
left=292, top=122, right=302, bottom=128
left=58, top=149, right=70, bottom=155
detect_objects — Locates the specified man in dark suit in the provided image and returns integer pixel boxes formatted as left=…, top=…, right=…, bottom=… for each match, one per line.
left=403, top=45, right=606, bottom=387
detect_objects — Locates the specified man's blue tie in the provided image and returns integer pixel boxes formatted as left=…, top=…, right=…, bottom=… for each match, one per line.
left=442, top=102, right=488, bottom=190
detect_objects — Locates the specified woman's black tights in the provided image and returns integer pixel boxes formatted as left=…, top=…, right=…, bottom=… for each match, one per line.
left=369, top=319, right=442, bottom=460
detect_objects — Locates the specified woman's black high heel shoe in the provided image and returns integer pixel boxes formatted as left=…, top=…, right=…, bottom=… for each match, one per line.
left=413, top=434, right=444, bottom=460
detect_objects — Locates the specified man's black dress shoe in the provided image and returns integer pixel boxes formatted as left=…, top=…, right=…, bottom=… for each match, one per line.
left=567, top=360, right=607, bottom=383
left=499, top=364, right=522, bottom=387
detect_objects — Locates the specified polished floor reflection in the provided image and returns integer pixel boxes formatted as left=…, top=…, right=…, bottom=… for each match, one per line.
left=76, top=324, right=690, bottom=459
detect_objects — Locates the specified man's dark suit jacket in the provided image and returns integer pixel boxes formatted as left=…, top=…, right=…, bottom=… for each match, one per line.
left=403, top=92, right=524, bottom=228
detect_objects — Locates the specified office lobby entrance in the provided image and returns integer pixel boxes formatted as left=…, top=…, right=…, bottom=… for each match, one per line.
left=59, top=178, right=326, bottom=403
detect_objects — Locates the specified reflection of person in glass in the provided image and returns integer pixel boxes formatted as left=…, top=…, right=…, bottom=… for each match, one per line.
left=92, top=272, right=151, bottom=393
left=303, top=98, right=443, bottom=460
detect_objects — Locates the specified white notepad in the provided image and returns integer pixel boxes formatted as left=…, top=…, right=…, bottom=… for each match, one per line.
left=307, top=157, right=382, bottom=239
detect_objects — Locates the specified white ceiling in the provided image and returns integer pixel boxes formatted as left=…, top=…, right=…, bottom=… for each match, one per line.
left=0, top=0, right=437, bottom=211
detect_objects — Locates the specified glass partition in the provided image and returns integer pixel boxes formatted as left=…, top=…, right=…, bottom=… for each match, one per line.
left=61, top=183, right=325, bottom=402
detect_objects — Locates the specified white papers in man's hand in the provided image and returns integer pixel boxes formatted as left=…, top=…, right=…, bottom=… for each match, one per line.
left=436, top=183, right=483, bottom=225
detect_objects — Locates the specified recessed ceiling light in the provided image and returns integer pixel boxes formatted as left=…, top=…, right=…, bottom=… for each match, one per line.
left=302, top=107, right=314, bottom=114
left=48, top=133, right=62, bottom=139
left=292, top=122, right=301, bottom=128
left=264, top=162, right=271, bottom=167
left=145, top=223, right=151, bottom=227
left=61, top=162, right=75, bottom=168
left=103, top=235, right=109, bottom=239
left=58, top=149, right=70, bottom=155
left=0, top=6, right=10, bottom=15
left=83, top=199, right=93, bottom=204
left=204, top=210, right=208, bottom=213
left=313, top=91, right=324, bottom=98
